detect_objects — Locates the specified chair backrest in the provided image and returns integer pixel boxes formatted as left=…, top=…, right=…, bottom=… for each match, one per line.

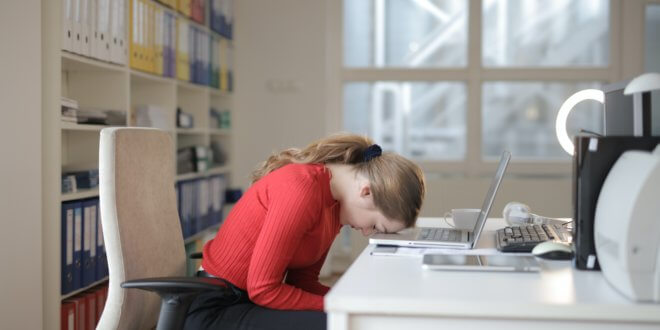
left=97, top=127, right=186, bottom=330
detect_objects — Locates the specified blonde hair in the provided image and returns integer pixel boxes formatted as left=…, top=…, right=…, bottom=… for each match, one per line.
left=251, top=133, right=426, bottom=227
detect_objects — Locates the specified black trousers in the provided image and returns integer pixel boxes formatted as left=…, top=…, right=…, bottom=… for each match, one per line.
left=184, top=277, right=326, bottom=330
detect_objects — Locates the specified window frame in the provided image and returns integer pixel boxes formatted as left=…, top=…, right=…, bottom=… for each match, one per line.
left=325, top=0, right=643, bottom=177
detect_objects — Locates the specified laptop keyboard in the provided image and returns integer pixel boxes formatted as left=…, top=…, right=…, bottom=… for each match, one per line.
left=496, top=223, right=572, bottom=252
left=419, top=228, right=463, bottom=242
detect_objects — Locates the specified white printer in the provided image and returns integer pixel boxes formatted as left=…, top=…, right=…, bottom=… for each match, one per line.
left=595, top=145, right=660, bottom=302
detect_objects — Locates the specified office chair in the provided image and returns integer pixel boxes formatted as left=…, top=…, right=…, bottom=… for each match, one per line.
left=97, top=127, right=231, bottom=330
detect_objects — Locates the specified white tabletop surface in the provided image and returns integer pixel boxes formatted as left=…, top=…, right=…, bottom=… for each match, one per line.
left=325, top=218, right=660, bottom=323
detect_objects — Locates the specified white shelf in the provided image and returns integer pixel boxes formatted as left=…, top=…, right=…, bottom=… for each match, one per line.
left=61, top=188, right=100, bottom=201
left=176, top=166, right=230, bottom=182
left=61, top=122, right=115, bottom=131
left=130, top=70, right=176, bottom=85
left=62, top=51, right=126, bottom=73
left=207, top=166, right=230, bottom=175
left=61, top=277, right=109, bottom=300
left=208, top=128, right=231, bottom=136
left=177, top=80, right=209, bottom=94
left=176, top=127, right=207, bottom=135
left=210, top=88, right=232, bottom=98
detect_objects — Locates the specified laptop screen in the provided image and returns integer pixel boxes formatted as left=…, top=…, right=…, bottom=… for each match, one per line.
left=470, top=151, right=511, bottom=247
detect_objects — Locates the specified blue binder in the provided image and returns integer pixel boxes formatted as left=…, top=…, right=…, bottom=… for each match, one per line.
left=188, top=180, right=197, bottom=236
left=98, top=198, right=109, bottom=278
left=72, top=201, right=83, bottom=291
left=61, top=202, right=75, bottom=294
left=81, top=199, right=97, bottom=286
left=95, top=198, right=106, bottom=280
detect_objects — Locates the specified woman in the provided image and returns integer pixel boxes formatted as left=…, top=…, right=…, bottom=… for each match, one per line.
left=185, top=133, right=425, bottom=330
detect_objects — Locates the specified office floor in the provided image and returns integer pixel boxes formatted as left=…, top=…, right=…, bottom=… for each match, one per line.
left=320, top=272, right=343, bottom=287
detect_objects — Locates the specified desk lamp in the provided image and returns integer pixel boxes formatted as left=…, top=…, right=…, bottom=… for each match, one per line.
left=555, top=89, right=604, bottom=155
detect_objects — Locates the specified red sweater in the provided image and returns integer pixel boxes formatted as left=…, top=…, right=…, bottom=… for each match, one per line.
left=202, top=163, right=341, bottom=311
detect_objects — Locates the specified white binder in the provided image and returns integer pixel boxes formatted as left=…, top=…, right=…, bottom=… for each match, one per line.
left=62, top=0, right=74, bottom=51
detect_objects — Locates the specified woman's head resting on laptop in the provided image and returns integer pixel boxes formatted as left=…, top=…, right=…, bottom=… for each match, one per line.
left=252, top=133, right=426, bottom=236
left=320, top=136, right=426, bottom=236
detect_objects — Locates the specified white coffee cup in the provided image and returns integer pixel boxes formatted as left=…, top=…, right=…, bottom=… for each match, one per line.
left=443, top=208, right=481, bottom=230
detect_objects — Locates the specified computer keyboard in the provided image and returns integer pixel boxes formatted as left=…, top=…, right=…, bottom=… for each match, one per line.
left=496, top=223, right=572, bottom=252
left=419, top=228, right=462, bottom=242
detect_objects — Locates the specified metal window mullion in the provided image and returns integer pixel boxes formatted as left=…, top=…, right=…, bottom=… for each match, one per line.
left=480, top=68, right=612, bottom=81
left=341, top=68, right=470, bottom=81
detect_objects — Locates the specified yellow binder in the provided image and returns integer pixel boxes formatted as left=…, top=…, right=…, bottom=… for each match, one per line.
left=177, top=0, right=191, bottom=18
left=219, top=37, right=227, bottom=91
left=176, top=19, right=190, bottom=81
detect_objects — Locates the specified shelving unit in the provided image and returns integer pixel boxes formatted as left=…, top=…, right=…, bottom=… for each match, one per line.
left=42, top=0, right=235, bottom=328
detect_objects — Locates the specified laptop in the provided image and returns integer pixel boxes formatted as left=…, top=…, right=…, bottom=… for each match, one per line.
left=369, top=150, right=511, bottom=249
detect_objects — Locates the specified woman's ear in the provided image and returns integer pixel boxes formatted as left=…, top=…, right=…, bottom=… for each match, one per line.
left=359, top=183, right=372, bottom=199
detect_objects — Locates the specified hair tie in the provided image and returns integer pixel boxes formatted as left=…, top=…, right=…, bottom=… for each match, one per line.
left=363, top=144, right=382, bottom=162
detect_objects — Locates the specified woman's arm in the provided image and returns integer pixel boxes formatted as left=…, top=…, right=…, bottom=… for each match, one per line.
left=285, top=250, right=331, bottom=296
left=246, top=176, right=325, bottom=311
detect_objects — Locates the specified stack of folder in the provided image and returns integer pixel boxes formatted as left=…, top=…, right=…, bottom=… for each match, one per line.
left=62, top=0, right=128, bottom=64
left=62, top=284, right=108, bottom=330
left=130, top=0, right=176, bottom=76
left=61, top=197, right=108, bottom=296
left=176, top=175, right=227, bottom=239
left=209, top=0, right=233, bottom=39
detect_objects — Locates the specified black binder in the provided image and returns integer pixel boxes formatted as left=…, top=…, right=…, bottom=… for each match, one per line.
left=573, top=136, right=660, bottom=270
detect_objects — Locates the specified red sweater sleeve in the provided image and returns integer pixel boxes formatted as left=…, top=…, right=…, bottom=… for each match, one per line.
left=246, top=175, right=325, bottom=311
left=286, top=250, right=331, bottom=296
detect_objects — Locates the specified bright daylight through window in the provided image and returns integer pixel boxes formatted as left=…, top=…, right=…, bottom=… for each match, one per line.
left=342, top=0, right=610, bottom=161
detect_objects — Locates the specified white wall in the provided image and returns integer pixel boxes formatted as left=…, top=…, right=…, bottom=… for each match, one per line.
left=233, top=0, right=329, bottom=188
left=0, top=1, right=43, bottom=328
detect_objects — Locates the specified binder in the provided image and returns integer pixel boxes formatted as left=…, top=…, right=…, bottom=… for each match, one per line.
left=177, top=0, right=191, bottom=17
left=81, top=0, right=92, bottom=56
left=219, top=37, right=227, bottom=91
left=89, top=0, right=97, bottom=58
left=209, top=0, right=221, bottom=34
left=225, top=0, right=233, bottom=39
left=95, top=198, right=105, bottom=280
left=96, top=0, right=111, bottom=62
left=64, top=296, right=85, bottom=330
left=129, top=0, right=139, bottom=68
left=61, top=202, right=76, bottom=294
left=97, top=200, right=108, bottom=278
left=191, top=27, right=197, bottom=83
left=203, top=30, right=210, bottom=85
left=190, top=0, right=204, bottom=24
left=62, top=0, right=74, bottom=51
left=176, top=19, right=190, bottom=81
left=61, top=301, right=76, bottom=330
left=95, top=288, right=105, bottom=324
left=109, top=0, right=121, bottom=64
left=197, top=178, right=209, bottom=231
left=227, top=42, right=233, bottom=91
left=167, top=12, right=176, bottom=77
left=154, top=5, right=164, bottom=75
left=73, top=201, right=83, bottom=291
left=162, top=10, right=170, bottom=76
left=147, top=0, right=156, bottom=72
left=72, top=0, right=83, bottom=53
left=82, top=199, right=96, bottom=287
left=84, top=293, right=97, bottom=330
left=115, top=0, right=128, bottom=64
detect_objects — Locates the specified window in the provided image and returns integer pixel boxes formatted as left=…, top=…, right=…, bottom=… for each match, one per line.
left=339, top=0, right=612, bottom=169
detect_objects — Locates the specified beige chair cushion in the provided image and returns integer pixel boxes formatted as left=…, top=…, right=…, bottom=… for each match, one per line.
left=97, top=128, right=186, bottom=330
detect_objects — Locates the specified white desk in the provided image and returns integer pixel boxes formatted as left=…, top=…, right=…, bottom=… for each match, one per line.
left=325, top=218, right=660, bottom=330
